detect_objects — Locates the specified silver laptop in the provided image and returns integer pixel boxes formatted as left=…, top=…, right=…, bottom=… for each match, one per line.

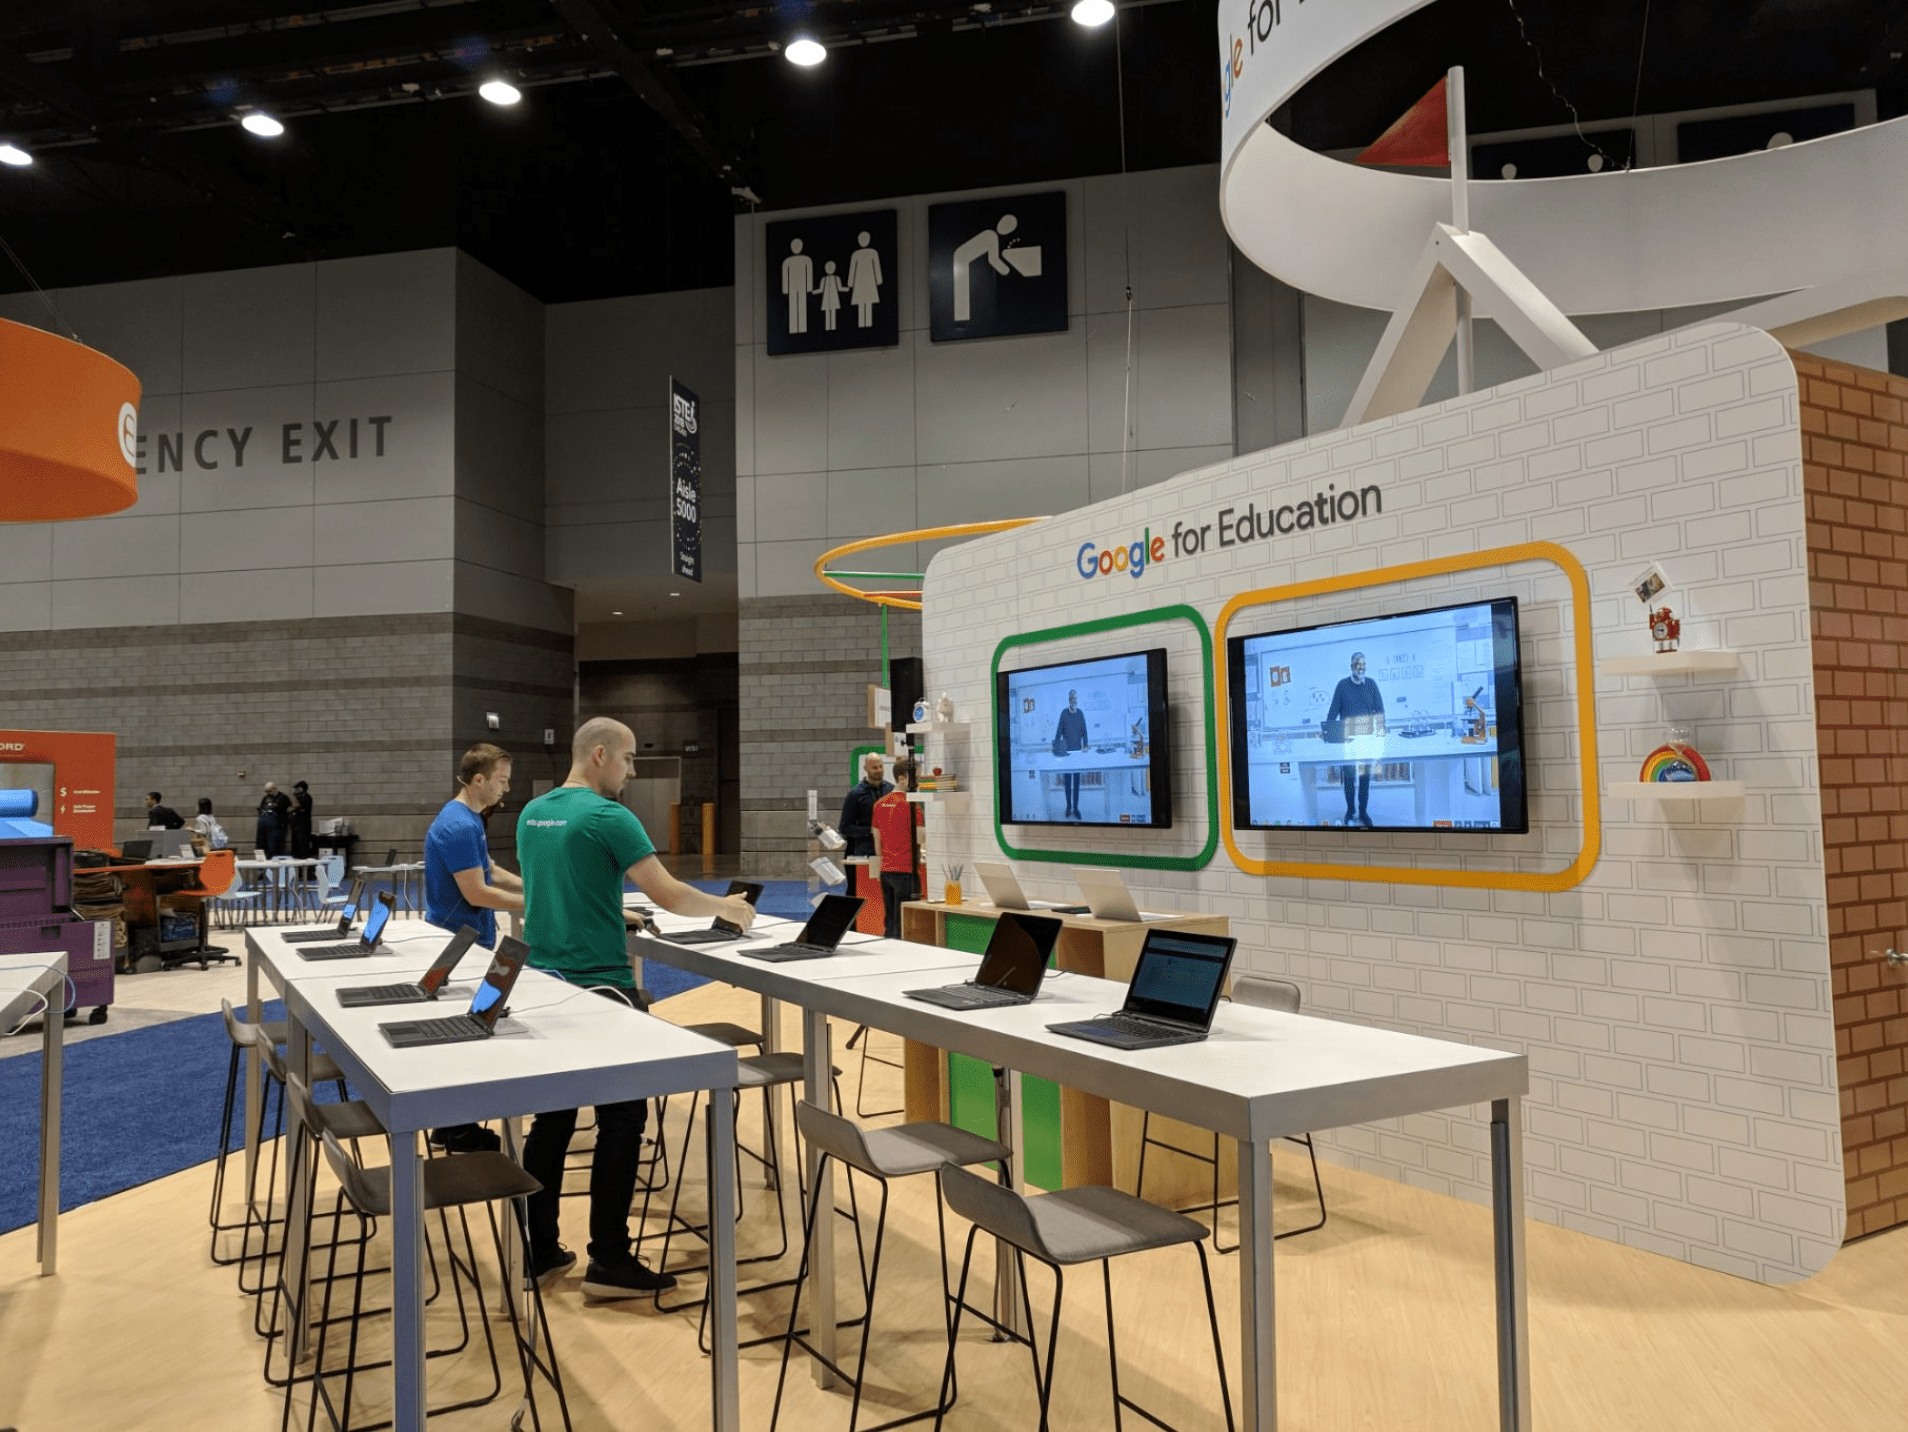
left=975, top=861, right=1088, bottom=915
left=1072, top=867, right=1143, bottom=922
left=1047, top=929, right=1238, bottom=1050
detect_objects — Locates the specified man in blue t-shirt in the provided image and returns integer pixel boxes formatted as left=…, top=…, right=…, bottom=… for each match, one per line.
left=422, top=743, right=526, bottom=1154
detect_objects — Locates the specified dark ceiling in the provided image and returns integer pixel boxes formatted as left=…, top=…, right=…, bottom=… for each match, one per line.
left=0, top=0, right=1904, bottom=304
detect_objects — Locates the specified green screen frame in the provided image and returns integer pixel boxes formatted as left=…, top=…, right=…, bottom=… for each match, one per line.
left=990, top=604, right=1218, bottom=871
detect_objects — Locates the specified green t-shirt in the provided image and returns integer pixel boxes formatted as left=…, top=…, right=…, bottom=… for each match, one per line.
left=516, top=784, right=656, bottom=989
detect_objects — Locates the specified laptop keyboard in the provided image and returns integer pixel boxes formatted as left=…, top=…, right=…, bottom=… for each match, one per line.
left=934, top=986, right=1023, bottom=1008
left=398, top=1016, right=480, bottom=1041
left=302, top=943, right=370, bottom=959
left=349, top=983, right=424, bottom=1002
left=1086, top=1012, right=1182, bottom=1038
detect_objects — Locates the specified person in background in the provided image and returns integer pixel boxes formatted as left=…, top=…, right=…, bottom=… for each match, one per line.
left=144, top=792, right=184, bottom=829
left=423, top=743, right=524, bottom=1155
left=1324, top=651, right=1385, bottom=828
left=289, top=780, right=314, bottom=859
left=869, top=756, right=920, bottom=938
left=517, top=717, right=757, bottom=1298
left=838, top=752, right=891, bottom=857
left=1051, top=690, right=1089, bottom=819
left=192, top=798, right=228, bottom=851
left=255, top=781, right=290, bottom=857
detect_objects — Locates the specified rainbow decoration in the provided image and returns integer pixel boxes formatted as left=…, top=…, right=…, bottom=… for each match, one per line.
left=1639, top=743, right=1711, bottom=783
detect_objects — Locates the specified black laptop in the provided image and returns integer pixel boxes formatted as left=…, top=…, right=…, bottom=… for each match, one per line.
left=298, top=890, right=395, bottom=961
left=380, top=936, right=529, bottom=1048
left=905, top=912, right=1062, bottom=1011
left=662, top=881, right=764, bottom=945
left=284, top=877, right=369, bottom=943
left=120, top=838, right=152, bottom=862
left=337, top=925, right=480, bottom=1008
left=738, top=894, right=863, bottom=962
left=1047, top=929, right=1238, bottom=1050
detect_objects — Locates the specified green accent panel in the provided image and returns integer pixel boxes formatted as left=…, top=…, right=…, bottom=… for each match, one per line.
left=850, top=744, right=883, bottom=784
left=943, top=911, right=998, bottom=954
left=945, top=1054, right=1064, bottom=1192
left=991, top=604, right=1219, bottom=871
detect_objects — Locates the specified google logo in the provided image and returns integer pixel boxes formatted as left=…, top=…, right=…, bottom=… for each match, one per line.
left=1077, top=529, right=1165, bottom=580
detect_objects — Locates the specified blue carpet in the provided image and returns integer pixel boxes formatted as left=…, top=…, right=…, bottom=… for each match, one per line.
left=0, top=880, right=818, bottom=1233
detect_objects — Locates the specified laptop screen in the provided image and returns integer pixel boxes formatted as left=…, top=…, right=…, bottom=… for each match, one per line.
left=975, top=912, right=1063, bottom=995
left=1122, top=931, right=1237, bottom=1028
left=418, top=926, right=479, bottom=995
left=713, top=880, right=764, bottom=934
left=359, top=892, right=393, bottom=949
left=337, top=877, right=367, bottom=930
left=798, top=894, right=862, bottom=949
left=467, top=935, right=529, bottom=1029
left=121, top=838, right=152, bottom=861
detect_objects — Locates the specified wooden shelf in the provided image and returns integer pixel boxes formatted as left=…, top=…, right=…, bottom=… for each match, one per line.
left=907, top=721, right=971, bottom=735
left=906, top=791, right=970, bottom=811
left=1599, top=651, right=1739, bottom=676
left=1608, top=781, right=1746, bottom=801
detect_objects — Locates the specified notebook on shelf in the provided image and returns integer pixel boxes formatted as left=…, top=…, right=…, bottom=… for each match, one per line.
left=974, top=861, right=1088, bottom=915
left=904, top=911, right=1062, bottom=1011
left=1046, top=929, right=1238, bottom=1050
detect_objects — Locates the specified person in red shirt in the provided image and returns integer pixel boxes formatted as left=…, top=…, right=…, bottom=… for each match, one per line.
left=869, top=757, right=922, bottom=938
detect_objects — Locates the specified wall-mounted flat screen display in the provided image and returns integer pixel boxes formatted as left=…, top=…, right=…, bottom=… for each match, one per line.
left=1226, top=597, right=1527, bottom=833
left=995, top=649, right=1173, bottom=829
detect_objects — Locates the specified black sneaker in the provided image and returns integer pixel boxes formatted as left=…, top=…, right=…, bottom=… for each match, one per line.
left=429, top=1123, right=501, bottom=1153
left=531, top=1244, right=577, bottom=1290
left=581, top=1254, right=677, bottom=1299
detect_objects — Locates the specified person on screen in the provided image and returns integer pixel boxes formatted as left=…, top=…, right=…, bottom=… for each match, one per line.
left=1324, top=652, right=1385, bottom=827
left=1052, top=689, right=1089, bottom=819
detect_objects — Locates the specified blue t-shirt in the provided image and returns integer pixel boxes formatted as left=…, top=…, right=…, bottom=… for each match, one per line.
left=423, top=799, right=497, bottom=949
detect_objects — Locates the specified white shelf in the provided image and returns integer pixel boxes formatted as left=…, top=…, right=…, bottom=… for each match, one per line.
left=907, top=721, right=971, bottom=735
left=1608, top=781, right=1746, bottom=801
left=906, top=790, right=971, bottom=811
left=1599, top=651, right=1739, bottom=676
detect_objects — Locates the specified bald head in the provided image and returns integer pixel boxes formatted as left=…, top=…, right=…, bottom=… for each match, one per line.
left=569, top=717, right=636, bottom=799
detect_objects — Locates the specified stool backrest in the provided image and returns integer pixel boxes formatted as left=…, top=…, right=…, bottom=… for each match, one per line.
left=1232, top=974, right=1300, bottom=1014
left=284, top=1069, right=318, bottom=1135
left=318, top=1127, right=387, bottom=1217
left=219, top=998, right=262, bottom=1050
left=794, top=1099, right=877, bottom=1178
left=257, top=1036, right=288, bottom=1085
left=938, top=1162, right=1044, bottom=1257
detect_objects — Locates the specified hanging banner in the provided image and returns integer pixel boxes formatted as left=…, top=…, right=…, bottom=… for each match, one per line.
left=669, top=378, right=701, bottom=583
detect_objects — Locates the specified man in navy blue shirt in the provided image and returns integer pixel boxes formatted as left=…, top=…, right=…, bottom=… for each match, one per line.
left=1324, top=652, right=1385, bottom=827
left=423, top=743, right=525, bottom=1154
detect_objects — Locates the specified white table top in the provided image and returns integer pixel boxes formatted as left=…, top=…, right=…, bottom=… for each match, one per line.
left=0, top=950, right=69, bottom=1028
left=1278, top=732, right=1497, bottom=762
left=1012, top=749, right=1152, bottom=773
left=636, top=936, right=1525, bottom=1144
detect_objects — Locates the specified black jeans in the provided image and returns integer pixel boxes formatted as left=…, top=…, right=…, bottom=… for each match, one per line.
left=521, top=985, right=649, bottom=1266
left=880, top=870, right=917, bottom=939
left=1061, top=772, right=1082, bottom=814
left=258, top=823, right=284, bottom=857
left=1340, top=766, right=1370, bottom=820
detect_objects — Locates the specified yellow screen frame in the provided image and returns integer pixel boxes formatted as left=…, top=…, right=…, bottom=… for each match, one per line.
left=1214, top=541, right=1600, bottom=892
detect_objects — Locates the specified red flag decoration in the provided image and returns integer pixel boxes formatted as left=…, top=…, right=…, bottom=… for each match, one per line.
left=1356, top=76, right=1450, bottom=167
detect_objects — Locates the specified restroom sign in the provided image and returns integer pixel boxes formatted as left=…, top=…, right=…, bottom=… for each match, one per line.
left=927, top=190, right=1068, bottom=343
left=766, top=208, right=899, bottom=357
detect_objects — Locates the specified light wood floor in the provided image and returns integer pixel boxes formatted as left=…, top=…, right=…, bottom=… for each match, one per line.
left=4, top=976, right=1907, bottom=1431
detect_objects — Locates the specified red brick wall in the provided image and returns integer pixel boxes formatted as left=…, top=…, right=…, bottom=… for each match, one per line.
left=1795, top=350, right=1908, bottom=1239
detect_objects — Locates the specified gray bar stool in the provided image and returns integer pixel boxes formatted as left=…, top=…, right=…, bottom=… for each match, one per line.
left=933, top=1164, right=1234, bottom=1432
left=770, top=1099, right=1011, bottom=1432
left=1134, top=975, right=1326, bottom=1250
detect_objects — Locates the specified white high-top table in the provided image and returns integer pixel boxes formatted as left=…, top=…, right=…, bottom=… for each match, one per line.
left=634, top=922, right=1531, bottom=1432
left=0, top=950, right=68, bottom=1277
left=247, top=925, right=745, bottom=1432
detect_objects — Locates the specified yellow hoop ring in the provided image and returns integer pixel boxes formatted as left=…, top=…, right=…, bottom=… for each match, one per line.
left=814, top=518, right=1044, bottom=611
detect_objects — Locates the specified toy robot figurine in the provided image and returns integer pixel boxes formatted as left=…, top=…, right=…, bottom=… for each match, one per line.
left=1649, top=606, right=1681, bottom=654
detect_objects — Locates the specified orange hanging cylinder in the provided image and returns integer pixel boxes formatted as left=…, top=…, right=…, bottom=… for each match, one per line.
left=0, top=317, right=142, bottom=522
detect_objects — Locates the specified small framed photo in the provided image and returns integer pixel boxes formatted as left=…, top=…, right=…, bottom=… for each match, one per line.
left=1631, top=563, right=1673, bottom=606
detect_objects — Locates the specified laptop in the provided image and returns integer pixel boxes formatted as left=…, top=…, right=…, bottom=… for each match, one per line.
left=1071, top=866, right=1162, bottom=923
left=146, top=829, right=197, bottom=859
left=337, top=925, right=480, bottom=1007
left=1046, top=929, right=1238, bottom=1050
left=284, top=877, right=369, bottom=943
left=120, top=838, right=153, bottom=862
left=738, top=894, right=864, bottom=962
left=380, top=935, right=529, bottom=1048
left=905, top=912, right=1062, bottom=1011
left=298, top=890, right=395, bottom=961
left=974, top=861, right=1088, bottom=915
left=661, top=881, right=764, bottom=945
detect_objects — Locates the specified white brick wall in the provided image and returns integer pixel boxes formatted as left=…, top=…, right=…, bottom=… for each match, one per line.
left=920, top=323, right=1840, bottom=1285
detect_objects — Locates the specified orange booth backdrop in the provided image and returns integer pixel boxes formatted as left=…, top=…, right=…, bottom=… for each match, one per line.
left=0, top=728, right=117, bottom=850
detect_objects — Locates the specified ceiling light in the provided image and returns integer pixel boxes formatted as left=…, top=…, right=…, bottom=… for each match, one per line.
left=479, top=79, right=521, bottom=106
left=1070, top=0, right=1114, bottom=26
left=785, top=37, right=827, bottom=66
left=670, top=592, right=681, bottom=598
left=0, top=144, right=30, bottom=167
left=612, top=610, right=624, bottom=616
left=241, top=112, right=284, bottom=138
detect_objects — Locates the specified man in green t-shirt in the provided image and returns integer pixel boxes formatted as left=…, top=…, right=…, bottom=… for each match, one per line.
left=517, top=716, right=757, bottom=1299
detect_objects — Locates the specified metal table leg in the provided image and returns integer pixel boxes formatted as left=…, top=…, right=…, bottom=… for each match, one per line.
left=1237, top=1137, right=1276, bottom=1430
left=244, top=946, right=262, bottom=1213
left=390, top=1129, right=428, bottom=1432
left=1492, top=1097, right=1531, bottom=1432
left=707, top=1088, right=739, bottom=1432
left=993, top=1066, right=1025, bottom=1336
left=37, top=976, right=61, bottom=1275
left=802, top=1006, right=837, bottom=1388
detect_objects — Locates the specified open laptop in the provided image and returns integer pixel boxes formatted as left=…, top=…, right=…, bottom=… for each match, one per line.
left=661, top=881, right=764, bottom=945
left=337, top=925, right=480, bottom=1007
left=974, top=861, right=1088, bottom=915
left=298, top=890, right=395, bottom=961
left=120, top=838, right=153, bottom=862
left=1047, top=929, right=1238, bottom=1050
left=145, top=829, right=197, bottom=859
left=380, top=935, right=528, bottom=1048
left=738, top=894, right=864, bottom=963
left=905, top=912, right=1062, bottom=1011
left=284, top=877, right=369, bottom=943
left=1071, top=866, right=1169, bottom=923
